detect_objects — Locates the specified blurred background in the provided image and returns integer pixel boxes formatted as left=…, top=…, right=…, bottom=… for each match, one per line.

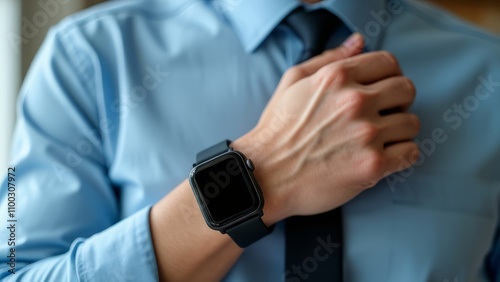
left=0, top=0, right=499, bottom=171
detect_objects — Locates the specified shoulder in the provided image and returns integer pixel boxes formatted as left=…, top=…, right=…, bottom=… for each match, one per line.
left=40, top=0, right=213, bottom=74
left=52, top=0, right=204, bottom=38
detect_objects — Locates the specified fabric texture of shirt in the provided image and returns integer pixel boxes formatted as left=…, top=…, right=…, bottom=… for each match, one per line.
left=1, top=0, right=500, bottom=281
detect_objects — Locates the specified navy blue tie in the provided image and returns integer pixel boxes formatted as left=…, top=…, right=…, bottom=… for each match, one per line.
left=283, top=7, right=344, bottom=282
left=285, top=7, right=342, bottom=62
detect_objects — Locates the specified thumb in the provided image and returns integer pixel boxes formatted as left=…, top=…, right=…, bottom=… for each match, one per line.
left=276, top=33, right=364, bottom=93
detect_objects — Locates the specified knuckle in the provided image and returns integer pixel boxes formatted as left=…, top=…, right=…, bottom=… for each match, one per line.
left=407, top=143, right=420, bottom=162
left=402, top=77, right=416, bottom=93
left=379, top=51, right=399, bottom=68
left=340, top=89, right=367, bottom=114
left=284, top=66, right=307, bottom=81
left=397, top=143, right=420, bottom=168
left=408, top=113, right=421, bottom=132
left=361, top=150, right=386, bottom=180
left=320, top=63, right=350, bottom=86
left=409, top=142, right=420, bottom=155
left=402, top=77, right=416, bottom=99
left=356, top=122, right=379, bottom=145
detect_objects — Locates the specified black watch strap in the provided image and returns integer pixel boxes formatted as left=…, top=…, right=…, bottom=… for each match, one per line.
left=196, top=140, right=231, bottom=164
left=226, top=216, right=273, bottom=248
left=195, top=139, right=273, bottom=248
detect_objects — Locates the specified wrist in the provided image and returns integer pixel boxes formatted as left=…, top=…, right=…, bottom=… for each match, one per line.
left=232, top=131, right=292, bottom=226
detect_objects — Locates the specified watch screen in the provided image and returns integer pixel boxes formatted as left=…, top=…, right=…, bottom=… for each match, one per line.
left=193, top=153, right=257, bottom=224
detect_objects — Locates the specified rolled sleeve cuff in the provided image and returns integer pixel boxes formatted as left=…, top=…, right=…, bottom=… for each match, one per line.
left=77, top=206, right=158, bottom=281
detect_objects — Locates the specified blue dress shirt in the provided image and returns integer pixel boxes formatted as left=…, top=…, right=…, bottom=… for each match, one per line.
left=1, top=0, right=500, bottom=281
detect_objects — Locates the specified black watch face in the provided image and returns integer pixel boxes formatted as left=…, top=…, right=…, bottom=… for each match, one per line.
left=191, top=152, right=261, bottom=228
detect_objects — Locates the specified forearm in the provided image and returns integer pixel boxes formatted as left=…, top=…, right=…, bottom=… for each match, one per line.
left=149, top=134, right=285, bottom=282
left=149, top=179, right=243, bottom=282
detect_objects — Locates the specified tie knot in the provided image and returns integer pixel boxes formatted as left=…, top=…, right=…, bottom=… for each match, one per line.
left=284, top=8, right=342, bottom=61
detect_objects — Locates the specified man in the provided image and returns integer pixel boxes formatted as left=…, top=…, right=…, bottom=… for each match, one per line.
left=1, top=0, right=499, bottom=281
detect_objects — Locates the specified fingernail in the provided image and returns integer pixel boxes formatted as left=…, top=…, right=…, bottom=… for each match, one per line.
left=343, top=33, right=363, bottom=48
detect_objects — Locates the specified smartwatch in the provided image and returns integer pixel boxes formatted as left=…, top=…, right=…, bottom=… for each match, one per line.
left=189, top=140, right=273, bottom=248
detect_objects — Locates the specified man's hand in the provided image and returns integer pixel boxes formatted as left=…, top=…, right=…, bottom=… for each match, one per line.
left=235, top=33, right=420, bottom=223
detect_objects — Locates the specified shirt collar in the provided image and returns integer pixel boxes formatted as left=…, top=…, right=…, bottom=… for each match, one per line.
left=217, top=0, right=388, bottom=52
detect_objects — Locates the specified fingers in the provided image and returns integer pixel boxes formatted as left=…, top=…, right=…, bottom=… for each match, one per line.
left=342, top=51, right=403, bottom=84
left=300, top=33, right=365, bottom=77
left=367, top=76, right=416, bottom=114
left=376, top=113, right=420, bottom=147
left=384, top=141, right=420, bottom=173
left=275, top=33, right=364, bottom=94
left=373, top=111, right=420, bottom=174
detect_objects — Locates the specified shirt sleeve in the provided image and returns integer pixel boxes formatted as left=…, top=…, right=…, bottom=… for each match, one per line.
left=0, top=24, right=158, bottom=281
